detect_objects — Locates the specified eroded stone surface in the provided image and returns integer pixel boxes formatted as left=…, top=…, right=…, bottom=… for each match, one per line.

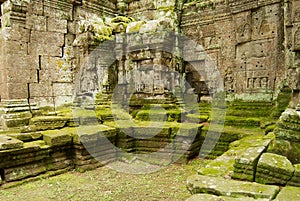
left=288, top=164, right=300, bottom=187
left=256, top=153, right=294, bottom=185
left=187, top=174, right=279, bottom=199
left=42, top=129, right=73, bottom=147
left=186, top=194, right=269, bottom=201
left=274, top=186, right=300, bottom=201
left=0, top=135, right=23, bottom=150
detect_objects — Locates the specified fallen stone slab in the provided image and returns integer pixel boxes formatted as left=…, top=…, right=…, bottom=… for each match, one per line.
left=256, top=153, right=294, bottom=185
left=186, top=194, right=269, bottom=201
left=274, top=186, right=300, bottom=201
left=187, top=175, right=279, bottom=200
left=0, top=135, right=23, bottom=150
left=232, top=145, right=268, bottom=182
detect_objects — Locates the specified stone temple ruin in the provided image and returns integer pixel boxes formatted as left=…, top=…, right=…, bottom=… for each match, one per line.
left=0, top=0, right=300, bottom=200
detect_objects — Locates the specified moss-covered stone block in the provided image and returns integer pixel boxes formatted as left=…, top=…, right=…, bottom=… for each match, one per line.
left=186, top=194, right=270, bottom=201
left=187, top=174, right=279, bottom=199
left=5, top=162, right=48, bottom=182
left=23, top=140, right=47, bottom=148
left=256, top=153, right=294, bottom=185
left=268, top=139, right=300, bottom=164
left=74, top=125, right=117, bottom=145
left=126, top=21, right=146, bottom=33
left=30, top=116, right=68, bottom=131
left=42, top=129, right=73, bottom=147
left=274, top=186, right=300, bottom=201
left=7, top=132, right=42, bottom=142
left=232, top=145, right=268, bottom=181
left=288, top=164, right=300, bottom=187
left=5, top=117, right=30, bottom=128
left=0, top=135, right=23, bottom=150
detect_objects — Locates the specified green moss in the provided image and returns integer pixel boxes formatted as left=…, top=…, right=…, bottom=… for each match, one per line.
left=111, top=16, right=135, bottom=23
left=157, top=6, right=175, bottom=12
left=264, top=124, right=277, bottom=134
left=126, top=21, right=146, bottom=33
left=271, top=86, right=292, bottom=118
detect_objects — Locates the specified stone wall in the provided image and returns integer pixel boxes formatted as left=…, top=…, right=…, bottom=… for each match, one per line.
left=181, top=0, right=285, bottom=100
left=0, top=0, right=117, bottom=107
left=286, top=0, right=300, bottom=108
left=0, top=0, right=299, bottom=114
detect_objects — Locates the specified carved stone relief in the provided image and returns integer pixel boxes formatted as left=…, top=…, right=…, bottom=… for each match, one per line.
left=234, top=11, right=252, bottom=44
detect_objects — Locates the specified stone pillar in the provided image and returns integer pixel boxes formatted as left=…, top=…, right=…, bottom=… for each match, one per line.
left=0, top=0, right=30, bottom=100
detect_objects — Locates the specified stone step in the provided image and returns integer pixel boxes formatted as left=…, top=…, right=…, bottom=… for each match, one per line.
left=187, top=175, right=279, bottom=200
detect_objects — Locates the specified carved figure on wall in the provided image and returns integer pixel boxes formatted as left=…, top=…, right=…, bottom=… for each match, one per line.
left=237, top=23, right=252, bottom=42
left=248, top=78, right=253, bottom=89
left=254, top=77, right=261, bottom=88
left=225, top=71, right=234, bottom=92
left=261, top=77, right=268, bottom=88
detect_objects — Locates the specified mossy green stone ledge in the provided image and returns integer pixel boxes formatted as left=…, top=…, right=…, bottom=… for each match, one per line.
left=186, top=194, right=269, bottom=201
left=30, top=116, right=69, bottom=131
left=42, top=129, right=74, bottom=147
left=74, top=125, right=117, bottom=144
left=0, top=135, right=23, bottom=150
left=274, top=186, right=300, bottom=201
left=187, top=175, right=279, bottom=199
left=7, top=132, right=42, bottom=142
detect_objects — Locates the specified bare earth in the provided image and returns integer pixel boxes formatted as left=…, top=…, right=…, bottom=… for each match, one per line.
left=0, top=159, right=207, bottom=201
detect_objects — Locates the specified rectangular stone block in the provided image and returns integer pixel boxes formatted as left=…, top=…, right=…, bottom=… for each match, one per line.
left=29, top=31, right=65, bottom=56
left=7, top=83, right=28, bottom=99
left=47, top=18, right=68, bottom=33
left=29, top=97, right=55, bottom=108
left=27, top=0, right=44, bottom=15
left=43, top=130, right=72, bottom=146
left=1, top=27, right=30, bottom=42
left=54, top=95, right=73, bottom=107
left=28, top=42, right=63, bottom=57
left=26, top=14, right=47, bottom=31
left=0, top=135, right=23, bottom=150
left=3, top=40, right=28, bottom=55
left=39, top=56, right=72, bottom=82
left=5, top=162, right=47, bottom=182
left=7, top=69, right=38, bottom=83
left=292, top=0, right=300, bottom=22
left=43, top=0, right=73, bottom=21
left=187, top=174, right=280, bottom=199
left=52, top=82, right=73, bottom=97
left=29, top=83, right=53, bottom=97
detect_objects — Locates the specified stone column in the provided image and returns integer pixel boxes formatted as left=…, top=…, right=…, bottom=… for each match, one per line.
left=0, top=0, right=29, bottom=100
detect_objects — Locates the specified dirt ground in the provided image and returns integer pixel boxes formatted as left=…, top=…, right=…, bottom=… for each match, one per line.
left=0, top=159, right=207, bottom=201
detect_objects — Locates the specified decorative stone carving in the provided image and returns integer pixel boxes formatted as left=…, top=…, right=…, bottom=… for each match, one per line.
left=294, top=26, right=300, bottom=51
left=234, top=11, right=252, bottom=44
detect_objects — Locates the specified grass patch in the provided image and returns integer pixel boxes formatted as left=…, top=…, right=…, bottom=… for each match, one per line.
left=0, top=160, right=208, bottom=201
